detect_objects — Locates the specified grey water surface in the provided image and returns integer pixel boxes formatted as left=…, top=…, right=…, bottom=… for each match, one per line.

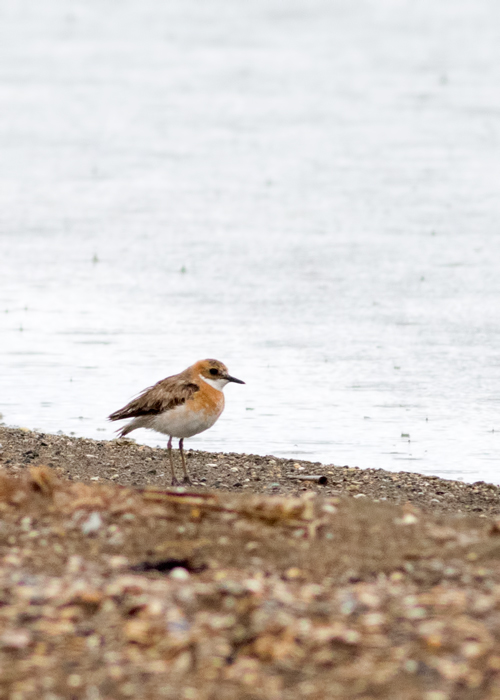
left=1, top=0, right=500, bottom=483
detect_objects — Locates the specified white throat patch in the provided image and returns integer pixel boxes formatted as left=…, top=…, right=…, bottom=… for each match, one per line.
left=199, top=375, right=229, bottom=391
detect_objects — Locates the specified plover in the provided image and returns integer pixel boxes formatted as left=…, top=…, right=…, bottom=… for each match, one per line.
left=108, top=359, right=245, bottom=485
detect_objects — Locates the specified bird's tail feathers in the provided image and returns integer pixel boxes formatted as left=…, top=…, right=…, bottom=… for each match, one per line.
left=116, top=422, right=135, bottom=438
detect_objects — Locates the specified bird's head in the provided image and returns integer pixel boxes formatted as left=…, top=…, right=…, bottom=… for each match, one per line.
left=195, top=359, right=245, bottom=390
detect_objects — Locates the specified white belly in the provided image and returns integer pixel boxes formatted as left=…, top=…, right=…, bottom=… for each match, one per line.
left=150, top=402, right=222, bottom=438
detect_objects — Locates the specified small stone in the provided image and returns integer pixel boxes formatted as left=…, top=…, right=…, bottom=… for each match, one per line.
left=67, top=675, right=82, bottom=688
left=285, top=567, right=302, bottom=579
left=0, top=629, right=32, bottom=649
left=109, top=556, right=129, bottom=569
left=20, top=516, right=32, bottom=531
left=124, top=620, right=152, bottom=644
left=322, top=503, right=337, bottom=514
left=170, top=567, right=190, bottom=581
left=405, top=660, right=418, bottom=673
left=81, top=512, right=103, bottom=535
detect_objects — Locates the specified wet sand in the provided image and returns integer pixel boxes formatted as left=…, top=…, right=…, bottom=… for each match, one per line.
left=2, top=426, right=500, bottom=699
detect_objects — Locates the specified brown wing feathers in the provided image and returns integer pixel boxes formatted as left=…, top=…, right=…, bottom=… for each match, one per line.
left=108, top=377, right=200, bottom=422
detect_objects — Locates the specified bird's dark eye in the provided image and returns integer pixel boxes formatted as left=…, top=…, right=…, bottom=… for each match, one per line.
left=209, top=368, right=219, bottom=376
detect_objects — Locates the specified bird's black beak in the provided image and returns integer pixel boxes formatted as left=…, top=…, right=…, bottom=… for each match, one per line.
left=226, top=375, right=245, bottom=384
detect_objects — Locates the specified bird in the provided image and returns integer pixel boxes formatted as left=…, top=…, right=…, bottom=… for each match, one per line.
left=108, top=359, right=245, bottom=485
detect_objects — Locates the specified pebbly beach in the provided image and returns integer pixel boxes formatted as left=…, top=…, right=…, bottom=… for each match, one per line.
left=1, top=426, right=500, bottom=698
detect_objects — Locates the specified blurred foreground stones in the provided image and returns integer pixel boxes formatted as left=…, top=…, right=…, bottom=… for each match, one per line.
left=2, top=429, right=500, bottom=698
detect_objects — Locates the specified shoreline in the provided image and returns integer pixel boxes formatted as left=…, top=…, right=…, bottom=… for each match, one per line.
left=2, top=425, right=500, bottom=698
left=1, top=425, right=499, bottom=516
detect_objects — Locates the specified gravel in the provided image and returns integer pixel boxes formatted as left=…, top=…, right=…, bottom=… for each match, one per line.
left=2, top=426, right=500, bottom=699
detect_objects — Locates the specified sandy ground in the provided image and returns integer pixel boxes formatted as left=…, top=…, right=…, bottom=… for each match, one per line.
left=2, top=426, right=500, bottom=699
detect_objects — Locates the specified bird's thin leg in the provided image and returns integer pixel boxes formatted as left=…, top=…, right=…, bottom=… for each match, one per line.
left=167, top=436, right=178, bottom=485
left=179, top=438, right=191, bottom=484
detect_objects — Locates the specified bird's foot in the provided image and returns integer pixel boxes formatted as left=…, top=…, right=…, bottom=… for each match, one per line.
left=171, top=478, right=179, bottom=487
left=182, top=475, right=191, bottom=485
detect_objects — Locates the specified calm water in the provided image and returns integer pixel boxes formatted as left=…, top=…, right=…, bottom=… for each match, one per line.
left=1, top=0, right=500, bottom=483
